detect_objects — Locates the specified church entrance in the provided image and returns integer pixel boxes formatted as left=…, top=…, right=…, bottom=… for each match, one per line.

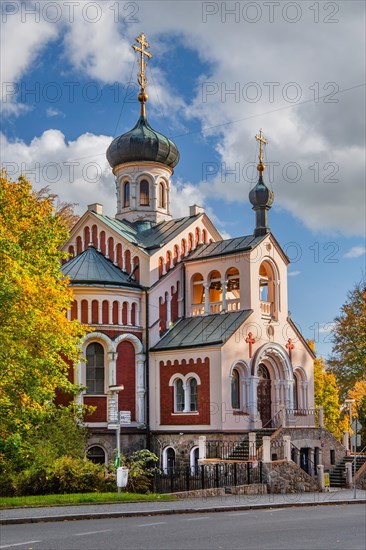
left=257, top=364, right=272, bottom=426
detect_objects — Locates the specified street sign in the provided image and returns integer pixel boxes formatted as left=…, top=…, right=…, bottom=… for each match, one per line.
left=120, top=411, right=131, bottom=425
left=351, top=419, right=363, bottom=433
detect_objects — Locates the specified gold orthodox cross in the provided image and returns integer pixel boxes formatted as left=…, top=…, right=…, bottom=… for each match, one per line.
left=255, top=129, right=267, bottom=171
left=132, top=32, right=152, bottom=95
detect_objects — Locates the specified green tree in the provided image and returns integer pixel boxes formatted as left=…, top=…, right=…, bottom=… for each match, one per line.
left=328, top=280, right=366, bottom=398
left=0, top=172, right=87, bottom=467
left=314, top=356, right=347, bottom=440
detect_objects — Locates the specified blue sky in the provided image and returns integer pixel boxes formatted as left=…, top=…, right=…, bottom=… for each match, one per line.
left=1, top=1, right=365, bottom=359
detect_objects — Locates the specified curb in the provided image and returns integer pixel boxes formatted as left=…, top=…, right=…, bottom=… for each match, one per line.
left=2, top=499, right=365, bottom=525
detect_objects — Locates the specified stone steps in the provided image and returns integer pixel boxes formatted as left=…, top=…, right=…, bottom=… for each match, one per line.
left=329, top=454, right=366, bottom=487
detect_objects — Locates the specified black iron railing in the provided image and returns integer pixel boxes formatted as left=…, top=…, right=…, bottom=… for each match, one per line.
left=152, top=462, right=263, bottom=494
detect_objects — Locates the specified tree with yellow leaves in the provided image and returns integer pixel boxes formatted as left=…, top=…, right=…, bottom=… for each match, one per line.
left=0, top=172, right=87, bottom=469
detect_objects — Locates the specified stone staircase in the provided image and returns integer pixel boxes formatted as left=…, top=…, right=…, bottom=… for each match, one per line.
left=329, top=454, right=366, bottom=487
left=227, top=429, right=276, bottom=461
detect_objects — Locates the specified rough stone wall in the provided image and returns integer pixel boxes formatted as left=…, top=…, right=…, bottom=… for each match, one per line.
left=355, top=461, right=366, bottom=490
left=172, top=483, right=267, bottom=499
left=263, top=460, right=320, bottom=493
left=87, top=430, right=147, bottom=462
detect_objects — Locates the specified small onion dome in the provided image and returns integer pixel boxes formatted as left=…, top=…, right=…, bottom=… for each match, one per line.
left=106, top=114, right=180, bottom=169
left=249, top=174, right=274, bottom=209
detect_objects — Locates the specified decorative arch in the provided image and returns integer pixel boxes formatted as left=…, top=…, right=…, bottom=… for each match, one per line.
left=251, top=342, right=293, bottom=381
left=83, top=331, right=113, bottom=352
left=139, top=178, right=150, bottom=206
left=112, top=333, right=144, bottom=356
left=259, top=256, right=280, bottom=317
left=162, top=446, right=176, bottom=473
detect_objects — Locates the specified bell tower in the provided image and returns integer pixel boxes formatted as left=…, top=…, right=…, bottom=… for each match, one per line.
left=106, top=33, right=180, bottom=225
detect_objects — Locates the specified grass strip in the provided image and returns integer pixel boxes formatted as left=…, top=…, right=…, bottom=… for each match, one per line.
left=0, top=492, right=174, bottom=509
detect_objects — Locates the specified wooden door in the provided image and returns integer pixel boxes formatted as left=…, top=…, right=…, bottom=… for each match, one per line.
left=257, top=364, right=271, bottom=426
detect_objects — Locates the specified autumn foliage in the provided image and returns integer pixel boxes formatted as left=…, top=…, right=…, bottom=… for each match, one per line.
left=0, top=172, right=86, bottom=465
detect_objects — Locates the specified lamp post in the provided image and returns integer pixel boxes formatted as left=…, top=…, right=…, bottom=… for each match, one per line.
left=108, top=384, right=124, bottom=495
left=345, top=398, right=356, bottom=499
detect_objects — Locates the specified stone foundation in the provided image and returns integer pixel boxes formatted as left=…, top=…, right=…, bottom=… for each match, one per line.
left=171, top=483, right=267, bottom=499
left=88, top=429, right=147, bottom=462
left=263, top=460, right=320, bottom=493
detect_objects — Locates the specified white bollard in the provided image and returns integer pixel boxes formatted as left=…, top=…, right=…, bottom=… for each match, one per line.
left=345, top=462, right=352, bottom=487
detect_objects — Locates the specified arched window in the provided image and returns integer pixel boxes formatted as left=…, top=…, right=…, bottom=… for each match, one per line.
left=123, top=181, right=130, bottom=208
left=231, top=369, right=240, bottom=409
left=86, top=343, right=105, bottom=394
left=174, top=379, right=184, bottom=412
left=190, top=447, right=199, bottom=475
left=139, top=179, right=149, bottom=206
left=226, top=267, right=240, bottom=311
left=159, top=181, right=166, bottom=208
left=87, top=446, right=106, bottom=465
left=189, top=378, right=198, bottom=412
left=209, top=270, right=222, bottom=314
left=259, top=260, right=278, bottom=318
left=191, top=273, right=204, bottom=316
left=163, top=447, right=175, bottom=474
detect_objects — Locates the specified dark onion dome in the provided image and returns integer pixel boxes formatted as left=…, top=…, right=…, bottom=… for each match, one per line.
left=249, top=174, right=274, bottom=209
left=106, top=114, right=180, bottom=169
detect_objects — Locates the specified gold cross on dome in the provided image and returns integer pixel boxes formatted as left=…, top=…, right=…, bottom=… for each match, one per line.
left=132, top=32, right=153, bottom=94
left=255, top=128, right=267, bottom=167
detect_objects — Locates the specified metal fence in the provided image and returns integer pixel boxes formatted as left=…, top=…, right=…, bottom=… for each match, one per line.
left=206, top=440, right=258, bottom=460
left=152, top=462, right=263, bottom=494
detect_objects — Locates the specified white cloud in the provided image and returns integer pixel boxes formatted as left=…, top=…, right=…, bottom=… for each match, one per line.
left=344, top=246, right=366, bottom=258
left=319, top=323, right=336, bottom=334
left=0, top=130, right=115, bottom=215
left=1, top=1, right=58, bottom=114
left=288, top=271, right=301, bottom=277
left=46, top=107, right=64, bottom=118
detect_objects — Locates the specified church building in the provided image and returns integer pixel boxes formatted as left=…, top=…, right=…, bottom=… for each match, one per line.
left=61, top=34, right=318, bottom=472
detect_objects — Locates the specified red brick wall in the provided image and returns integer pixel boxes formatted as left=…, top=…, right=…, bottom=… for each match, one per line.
left=159, top=358, right=210, bottom=425
left=116, top=341, right=136, bottom=421
left=84, top=396, right=107, bottom=422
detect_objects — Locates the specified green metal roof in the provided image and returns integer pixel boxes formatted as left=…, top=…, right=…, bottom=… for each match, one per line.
left=151, top=310, right=253, bottom=351
left=90, top=212, right=201, bottom=254
left=61, top=246, right=140, bottom=288
left=185, top=235, right=265, bottom=262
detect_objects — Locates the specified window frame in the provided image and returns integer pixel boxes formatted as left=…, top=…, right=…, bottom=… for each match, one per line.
left=85, top=342, right=105, bottom=395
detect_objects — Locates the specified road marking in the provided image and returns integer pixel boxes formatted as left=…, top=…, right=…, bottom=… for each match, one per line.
left=182, top=516, right=212, bottom=521
left=263, top=508, right=287, bottom=512
left=74, top=530, right=112, bottom=536
left=0, top=542, right=41, bottom=549
left=137, top=522, right=166, bottom=527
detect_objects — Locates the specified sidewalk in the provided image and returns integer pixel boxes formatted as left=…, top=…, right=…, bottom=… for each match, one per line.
left=1, top=488, right=365, bottom=524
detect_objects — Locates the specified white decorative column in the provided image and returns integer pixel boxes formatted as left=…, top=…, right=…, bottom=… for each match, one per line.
left=302, top=381, right=308, bottom=408
left=136, top=300, right=141, bottom=326
left=75, top=359, right=83, bottom=406
left=283, top=435, right=291, bottom=460
left=204, top=283, right=210, bottom=315
left=262, top=436, right=271, bottom=462
left=118, top=302, right=123, bottom=326
left=76, top=300, right=80, bottom=321
left=109, top=303, right=113, bottom=325
left=288, top=380, right=294, bottom=408
left=87, top=301, right=92, bottom=324
left=221, top=280, right=227, bottom=312
left=249, top=376, right=260, bottom=420
left=127, top=302, right=132, bottom=325
left=98, top=302, right=102, bottom=324
left=67, top=309, right=71, bottom=321
left=274, top=380, right=281, bottom=410
left=136, top=353, right=146, bottom=424
left=113, top=244, right=118, bottom=265
left=183, top=383, right=190, bottom=413
left=166, top=295, right=172, bottom=328
left=198, top=436, right=206, bottom=460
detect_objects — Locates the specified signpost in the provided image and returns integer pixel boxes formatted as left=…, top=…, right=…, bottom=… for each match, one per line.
left=350, top=418, right=363, bottom=499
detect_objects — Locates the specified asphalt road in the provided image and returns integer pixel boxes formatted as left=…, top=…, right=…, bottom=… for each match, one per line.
left=1, top=504, right=365, bottom=550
